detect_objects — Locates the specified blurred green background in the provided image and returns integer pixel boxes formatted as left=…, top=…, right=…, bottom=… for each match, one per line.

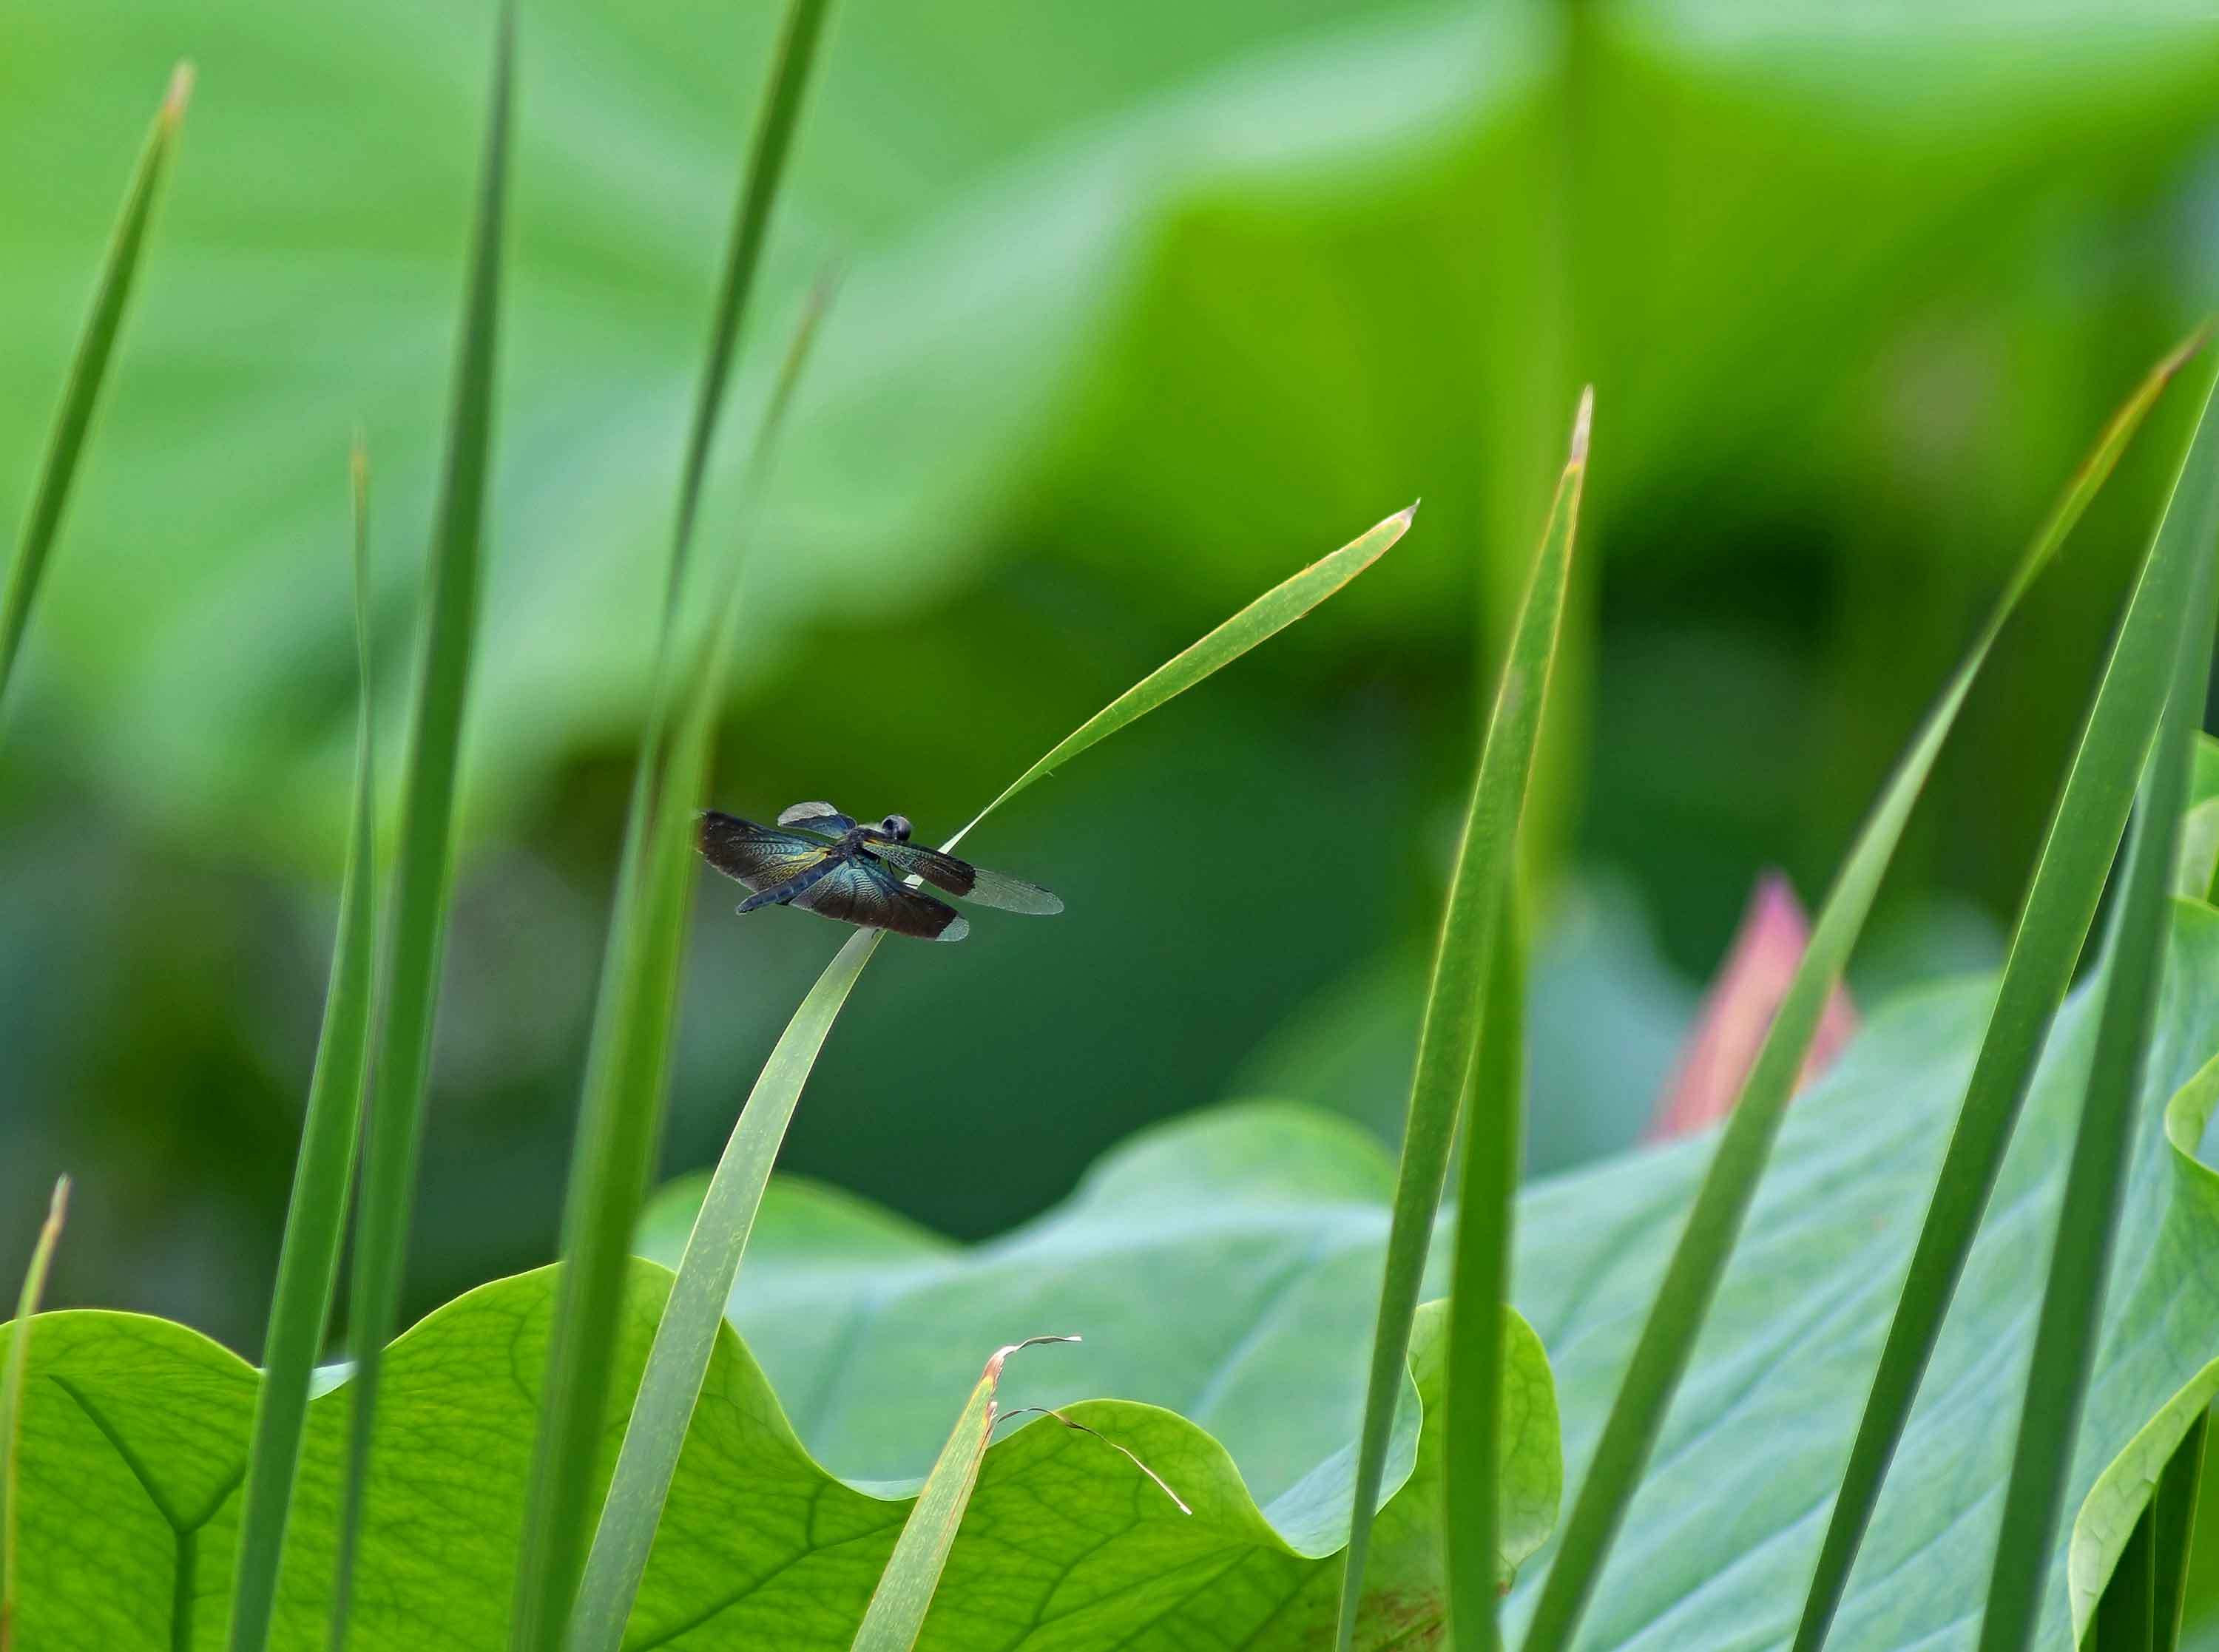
left=4, top=0, right=2219, bottom=1378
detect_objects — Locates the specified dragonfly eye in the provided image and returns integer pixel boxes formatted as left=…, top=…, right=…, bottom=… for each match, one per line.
left=882, top=813, right=912, bottom=841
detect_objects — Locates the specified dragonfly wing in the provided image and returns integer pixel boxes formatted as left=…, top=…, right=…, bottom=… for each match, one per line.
left=866, top=838, right=976, bottom=896
left=871, top=838, right=1062, bottom=915
left=792, top=859, right=970, bottom=941
left=698, top=812, right=833, bottom=892
left=958, top=864, right=1064, bottom=915
left=777, top=800, right=857, bottom=836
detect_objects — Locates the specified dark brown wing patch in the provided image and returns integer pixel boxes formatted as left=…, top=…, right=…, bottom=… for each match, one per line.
left=865, top=837, right=978, bottom=897
left=791, top=859, right=970, bottom=941
left=698, top=811, right=831, bottom=892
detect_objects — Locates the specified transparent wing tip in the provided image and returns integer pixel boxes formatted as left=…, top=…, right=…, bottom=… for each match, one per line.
left=938, top=916, right=972, bottom=943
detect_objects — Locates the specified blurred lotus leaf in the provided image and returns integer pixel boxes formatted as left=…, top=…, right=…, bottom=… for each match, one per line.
left=3, top=0, right=2215, bottom=861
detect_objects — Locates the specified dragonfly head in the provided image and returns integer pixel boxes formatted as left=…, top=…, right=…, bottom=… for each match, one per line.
left=879, top=813, right=913, bottom=842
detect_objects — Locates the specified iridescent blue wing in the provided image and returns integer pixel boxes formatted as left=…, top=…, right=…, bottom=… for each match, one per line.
left=866, top=837, right=1063, bottom=915
left=791, top=858, right=970, bottom=941
left=698, top=811, right=833, bottom=892
left=777, top=800, right=857, bottom=838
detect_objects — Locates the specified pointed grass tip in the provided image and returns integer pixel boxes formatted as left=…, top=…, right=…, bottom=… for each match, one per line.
left=2158, top=320, right=2215, bottom=382
left=162, top=61, right=196, bottom=130
left=41, top=1174, right=70, bottom=1231
left=1570, top=385, right=1595, bottom=465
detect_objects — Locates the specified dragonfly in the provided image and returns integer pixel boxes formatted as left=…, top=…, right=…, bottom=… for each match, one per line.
left=698, top=801, right=1063, bottom=942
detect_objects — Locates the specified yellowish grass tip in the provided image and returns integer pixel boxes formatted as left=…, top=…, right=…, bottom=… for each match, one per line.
left=161, top=63, right=197, bottom=129
left=2163, top=321, right=2214, bottom=381
left=45, top=1174, right=71, bottom=1226
left=1391, top=498, right=1421, bottom=529
left=1570, top=386, right=1595, bottom=465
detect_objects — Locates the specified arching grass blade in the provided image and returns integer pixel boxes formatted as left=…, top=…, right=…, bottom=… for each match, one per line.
left=953, top=502, right=1418, bottom=847
left=0, top=1178, right=68, bottom=1652
left=570, top=926, right=877, bottom=1650
left=0, top=64, right=192, bottom=719
left=1516, top=346, right=2166, bottom=1651
left=582, top=502, right=1413, bottom=1646
left=510, top=5, right=837, bottom=1644
left=1791, top=334, right=2214, bottom=1651
left=330, top=7, right=513, bottom=1643
left=850, top=1337, right=1078, bottom=1652
left=1337, top=396, right=1587, bottom=1652
left=226, top=440, right=380, bottom=1652
left=1978, top=419, right=2219, bottom=1651
left=1444, top=893, right=1526, bottom=1652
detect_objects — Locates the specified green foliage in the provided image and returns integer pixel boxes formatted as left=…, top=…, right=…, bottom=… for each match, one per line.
left=16, top=4, right=2219, bottom=1362
left=1787, top=337, right=2214, bottom=1649
left=851, top=1335, right=1078, bottom=1652
left=6, top=4, right=2215, bottom=862
left=224, top=444, right=379, bottom=1652
left=0, top=65, right=188, bottom=715
left=10, top=867, right=2219, bottom=1645
left=0, top=1107, right=1561, bottom=1648
left=1503, top=898, right=2219, bottom=1648
left=953, top=506, right=1417, bottom=846
left=511, top=3, right=834, bottom=1642
left=1519, top=337, right=2161, bottom=1652
left=1340, top=395, right=1584, bottom=1651
left=1445, top=899, right=1526, bottom=1652
left=333, top=5, right=513, bottom=1636
left=13, top=9, right=2219, bottom=1649
left=1, top=1178, right=66, bottom=1651
left=584, top=503, right=1411, bottom=1645
left=1980, top=376, right=2219, bottom=1651
left=570, top=924, right=874, bottom=1648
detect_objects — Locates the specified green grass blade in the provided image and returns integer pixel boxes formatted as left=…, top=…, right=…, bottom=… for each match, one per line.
left=1337, top=399, right=1587, bottom=1652
left=1518, top=357, right=2138, bottom=1652
left=850, top=1337, right=1078, bottom=1652
left=0, top=1177, right=68, bottom=1652
left=562, top=277, right=844, bottom=1652
left=0, top=64, right=191, bottom=719
left=665, top=0, right=833, bottom=598
left=570, top=924, right=879, bottom=1651
left=1443, top=893, right=1526, bottom=1652
left=226, top=441, right=381, bottom=1652
left=1978, top=421, right=2219, bottom=1651
left=329, top=7, right=513, bottom=1644
left=580, top=501, right=1412, bottom=1646
left=953, top=502, right=1418, bottom=850
left=1791, top=336, right=2215, bottom=1651
left=510, top=7, right=838, bottom=1629
left=2152, top=1413, right=2206, bottom=1651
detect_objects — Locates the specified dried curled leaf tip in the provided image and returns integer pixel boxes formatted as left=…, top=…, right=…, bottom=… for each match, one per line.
left=984, top=1333, right=1081, bottom=1385
left=996, top=1406, right=1193, bottom=1516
